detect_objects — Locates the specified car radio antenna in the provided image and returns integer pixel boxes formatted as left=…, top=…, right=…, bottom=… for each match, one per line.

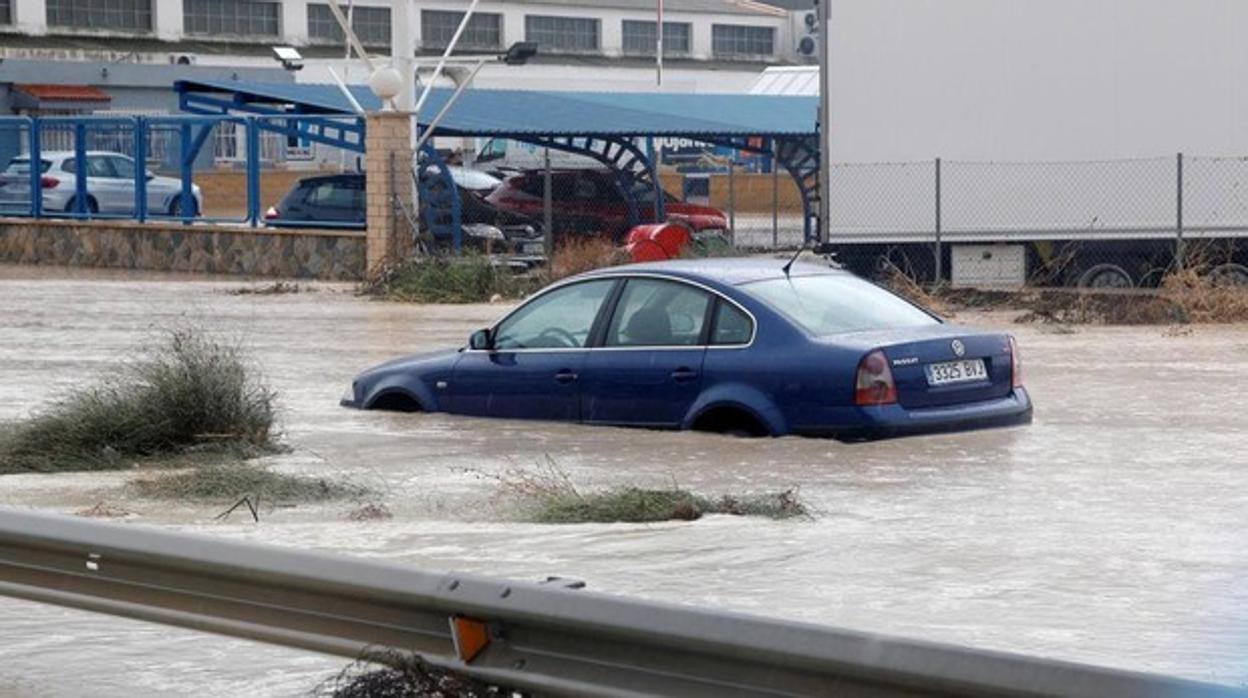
left=782, top=243, right=809, bottom=278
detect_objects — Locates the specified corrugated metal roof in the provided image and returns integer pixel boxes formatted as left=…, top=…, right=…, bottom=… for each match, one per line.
left=175, top=79, right=817, bottom=137
left=749, top=66, right=819, bottom=96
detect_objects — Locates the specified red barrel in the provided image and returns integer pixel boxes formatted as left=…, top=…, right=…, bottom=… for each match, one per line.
left=625, top=223, right=693, bottom=261
left=626, top=238, right=669, bottom=263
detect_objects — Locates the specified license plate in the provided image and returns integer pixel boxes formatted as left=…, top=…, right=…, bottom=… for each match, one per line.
left=926, top=359, right=988, bottom=386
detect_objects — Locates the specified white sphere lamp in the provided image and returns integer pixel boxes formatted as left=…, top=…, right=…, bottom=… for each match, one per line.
left=368, top=66, right=403, bottom=108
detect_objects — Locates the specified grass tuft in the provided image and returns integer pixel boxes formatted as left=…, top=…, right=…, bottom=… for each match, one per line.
left=366, top=256, right=541, bottom=304
left=0, top=329, right=278, bottom=474
left=481, top=458, right=810, bottom=524
left=129, top=464, right=372, bottom=503
left=549, top=237, right=630, bottom=280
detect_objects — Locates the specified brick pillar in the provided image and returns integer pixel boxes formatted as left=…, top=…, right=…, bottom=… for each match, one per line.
left=365, top=112, right=415, bottom=278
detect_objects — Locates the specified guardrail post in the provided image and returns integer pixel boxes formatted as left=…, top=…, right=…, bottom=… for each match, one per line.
left=134, top=117, right=147, bottom=223
left=1175, top=151, right=1185, bottom=270
left=29, top=118, right=42, bottom=218
left=74, top=122, right=88, bottom=217
left=935, top=157, right=943, bottom=285
left=246, top=118, right=261, bottom=226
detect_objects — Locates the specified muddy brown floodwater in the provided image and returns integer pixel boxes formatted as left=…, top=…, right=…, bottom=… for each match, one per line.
left=0, top=264, right=1246, bottom=696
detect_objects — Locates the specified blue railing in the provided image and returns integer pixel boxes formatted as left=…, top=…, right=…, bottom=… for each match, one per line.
left=0, top=114, right=366, bottom=230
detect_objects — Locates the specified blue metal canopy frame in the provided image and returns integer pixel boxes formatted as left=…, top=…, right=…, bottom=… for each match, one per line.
left=172, top=79, right=822, bottom=243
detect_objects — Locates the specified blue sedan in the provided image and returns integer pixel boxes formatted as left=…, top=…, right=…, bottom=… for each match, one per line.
left=341, top=259, right=1033, bottom=439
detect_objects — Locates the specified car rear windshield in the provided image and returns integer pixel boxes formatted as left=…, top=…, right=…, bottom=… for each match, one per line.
left=742, top=274, right=939, bottom=335
left=3, top=158, right=51, bottom=175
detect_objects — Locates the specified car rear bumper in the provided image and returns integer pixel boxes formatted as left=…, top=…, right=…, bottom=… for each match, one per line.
left=807, top=388, right=1033, bottom=441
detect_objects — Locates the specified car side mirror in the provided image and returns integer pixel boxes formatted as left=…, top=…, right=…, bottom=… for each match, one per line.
left=469, top=329, right=493, bottom=351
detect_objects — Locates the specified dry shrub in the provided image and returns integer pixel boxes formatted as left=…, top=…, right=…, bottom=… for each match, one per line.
left=129, top=464, right=372, bottom=503
left=549, top=237, right=630, bottom=280
left=0, top=329, right=278, bottom=474
left=879, top=258, right=952, bottom=315
left=476, top=457, right=810, bottom=524
left=315, top=650, right=510, bottom=698
left=1159, top=265, right=1248, bottom=324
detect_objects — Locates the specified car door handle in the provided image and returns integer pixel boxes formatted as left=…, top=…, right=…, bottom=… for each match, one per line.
left=554, top=370, right=578, bottom=384
left=671, top=368, right=699, bottom=382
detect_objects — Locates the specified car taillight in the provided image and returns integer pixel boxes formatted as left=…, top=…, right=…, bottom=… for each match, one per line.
left=264, top=206, right=279, bottom=220
left=1008, top=336, right=1023, bottom=388
left=40, top=176, right=59, bottom=189
left=855, top=349, right=898, bottom=406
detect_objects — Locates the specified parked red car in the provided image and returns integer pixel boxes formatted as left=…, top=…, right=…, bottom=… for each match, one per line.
left=485, top=169, right=728, bottom=241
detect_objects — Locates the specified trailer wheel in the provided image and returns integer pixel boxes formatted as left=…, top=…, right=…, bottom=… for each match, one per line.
left=1209, top=263, right=1248, bottom=287
left=1077, top=263, right=1134, bottom=289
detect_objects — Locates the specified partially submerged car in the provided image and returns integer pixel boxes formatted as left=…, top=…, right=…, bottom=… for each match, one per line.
left=485, top=169, right=728, bottom=241
left=0, top=151, right=203, bottom=217
left=264, top=169, right=542, bottom=251
left=341, top=259, right=1032, bottom=440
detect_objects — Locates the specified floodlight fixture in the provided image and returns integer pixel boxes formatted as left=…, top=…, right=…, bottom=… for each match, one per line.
left=272, top=46, right=304, bottom=71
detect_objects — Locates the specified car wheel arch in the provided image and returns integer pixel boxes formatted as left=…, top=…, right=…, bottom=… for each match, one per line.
left=683, top=387, right=786, bottom=437
left=362, top=383, right=436, bottom=412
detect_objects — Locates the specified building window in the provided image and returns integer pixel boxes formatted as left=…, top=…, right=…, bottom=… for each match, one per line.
left=0, top=0, right=11, bottom=25
left=525, top=15, right=599, bottom=54
left=47, top=0, right=152, bottom=31
left=183, top=0, right=280, bottom=38
left=421, top=10, right=502, bottom=51
left=712, top=24, right=775, bottom=58
left=622, top=20, right=691, bottom=56
left=308, top=4, right=391, bottom=47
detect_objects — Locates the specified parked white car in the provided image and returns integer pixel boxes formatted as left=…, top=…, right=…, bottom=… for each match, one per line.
left=0, top=151, right=203, bottom=217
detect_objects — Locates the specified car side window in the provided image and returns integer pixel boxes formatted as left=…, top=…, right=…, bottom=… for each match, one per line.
left=605, top=279, right=711, bottom=347
left=86, top=156, right=114, bottom=178
left=305, top=182, right=357, bottom=209
left=493, top=279, right=615, bottom=350
left=109, top=156, right=136, bottom=180
left=711, top=301, right=753, bottom=346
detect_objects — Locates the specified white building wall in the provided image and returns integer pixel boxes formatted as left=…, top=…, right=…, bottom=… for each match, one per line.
left=827, top=0, right=1248, bottom=162
left=13, top=0, right=48, bottom=36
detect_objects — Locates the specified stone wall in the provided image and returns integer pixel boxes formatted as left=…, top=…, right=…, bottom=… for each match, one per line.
left=0, top=219, right=365, bottom=280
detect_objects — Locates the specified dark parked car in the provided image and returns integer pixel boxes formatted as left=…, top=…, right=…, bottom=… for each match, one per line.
left=341, top=259, right=1032, bottom=440
left=264, top=169, right=541, bottom=249
left=485, top=169, right=728, bottom=241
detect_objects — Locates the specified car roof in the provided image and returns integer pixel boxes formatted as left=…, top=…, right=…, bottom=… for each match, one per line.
left=296, top=173, right=364, bottom=185
left=34, top=151, right=130, bottom=159
left=578, top=258, right=847, bottom=286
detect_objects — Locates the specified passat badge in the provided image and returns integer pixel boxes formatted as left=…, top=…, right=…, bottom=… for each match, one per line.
left=951, top=339, right=966, bottom=357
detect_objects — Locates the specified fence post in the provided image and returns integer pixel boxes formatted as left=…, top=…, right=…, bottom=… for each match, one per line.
left=134, top=117, right=147, bottom=223
left=178, top=122, right=193, bottom=224
left=246, top=118, right=261, bottom=226
left=74, top=122, right=88, bottom=217
left=935, top=157, right=943, bottom=285
left=29, top=118, right=42, bottom=218
left=544, top=147, right=553, bottom=279
left=727, top=159, right=736, bottom=246
left=771, top=145, right=780, bottom=249
left=1176, top=152, right=1185, bottom=269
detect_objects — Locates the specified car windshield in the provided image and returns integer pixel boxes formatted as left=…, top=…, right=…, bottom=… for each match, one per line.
left=3, top=158, right=51, bottom=175
left=743, top=274, right=938, bottom=335
left=450, top=167, right=502, bottom=192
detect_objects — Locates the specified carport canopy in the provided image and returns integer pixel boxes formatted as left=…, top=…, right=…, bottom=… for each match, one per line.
left=173, top=78, right=821, bottom=239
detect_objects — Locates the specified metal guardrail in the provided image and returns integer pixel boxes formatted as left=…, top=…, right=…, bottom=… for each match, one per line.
left=0, top=507, right=1241, bottom=697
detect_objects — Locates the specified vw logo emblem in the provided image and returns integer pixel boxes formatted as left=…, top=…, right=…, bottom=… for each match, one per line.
left=951, top=340, right=966, bottom=357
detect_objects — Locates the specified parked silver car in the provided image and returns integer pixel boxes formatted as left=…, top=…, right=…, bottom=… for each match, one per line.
left=0, top=151, right=203, bottom=217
